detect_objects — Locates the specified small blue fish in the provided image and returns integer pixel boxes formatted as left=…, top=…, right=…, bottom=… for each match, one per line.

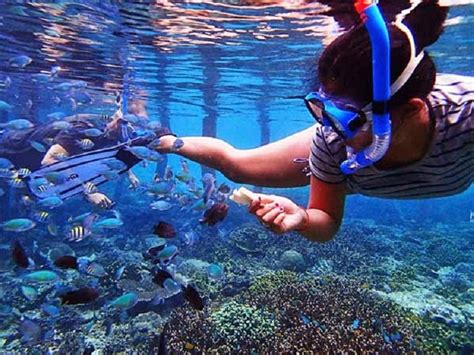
left=21, top=286, right=38, bottom=301
left=126, top=146, right=154, bottom=160
left=147, top=150, right=163, bottom=162
left=201, top=173, right=216, bottom=204
left=51, top=120, right=72, bottom=130
left=85, top=262, right=106, bottom=277
left=71, top=90, right=92, bottom=104
left=109, top=292, right=139, bottom=310
left=207, top=263, right=224, bottom=281
left=47, top=222, right=59, bottom=237
left=44, top=171, right=67, bottom=185
left=1, top=218, right=36, bottom=232
left=300, top=313, right=312, bottom=325
left=47, top=111, right=66, bottom=121
left=352, top=319, right=360, bottom=330
left=114, top=265, right=126, bottom=281
left=19, top=319, right=41, bottom=344
left=24, top=270, right=59, bottom=282
left=102, top=158, right=127, bottom=171
left=31, top=73, right=50, bottom=83
left=0, top=100, right=12, bottom=111
left=0, top=304, right=13, bottom=316
left=147, top=181, right=174, bottom=196
left=0, top=158, right=14, bottom=169
left=42, top=304, right=60, bottom=317
left=123, top=114, right=141, bottom=124
left=150, top=200, right=172, bottom=211
left=0, top=168, right=16, bottom=178
left=9, top=54, right=32, bottom=68
left=0, top=119, right=34, bottom=130
left=92, top=218, right=123, bottom=229
left=156, top=245, right=178, bottom=264
left=163, top=278, right=181, bottom=294
left=29, top=141, right=46, bottom=153
left=83, top=128, right=103, bottom=137
left=54, top=80, right=87, bottom=91
left=37, top=195, right=63, bottom=209
left=147, top=121, right=162, bottom=130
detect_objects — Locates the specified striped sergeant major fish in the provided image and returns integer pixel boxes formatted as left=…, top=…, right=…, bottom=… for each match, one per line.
left=0, top=168, right=16, bottom=178
left=9, top=177, right=26, bottom=188
left=31, top=211, right=51, bottom=223
left=83, top=182, right=98, bottom=194
left=76, top=138, right=95, bottom=150
left=66, top=225, right=91, bottom=242
left=16, top=168, right=31, bottom=178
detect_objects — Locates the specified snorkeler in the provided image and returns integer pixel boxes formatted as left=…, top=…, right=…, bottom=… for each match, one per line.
left=151, top=1, right=472, bottom=241
left=1, top=96, right=166, bottom=199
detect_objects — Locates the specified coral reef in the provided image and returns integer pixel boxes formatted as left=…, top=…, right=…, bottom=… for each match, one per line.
left=279, top=250, right=306, bottom=272
left=210, top=301, right=278, bottom=348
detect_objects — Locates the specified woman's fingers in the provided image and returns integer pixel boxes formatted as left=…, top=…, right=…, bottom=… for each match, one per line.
left=248, top=198, right=262, bottom=214
left=273, top=211, right=286, bottom=226
left=255, top=202, right=279, bottom=217
left=262, top=206, right=284, bottom=224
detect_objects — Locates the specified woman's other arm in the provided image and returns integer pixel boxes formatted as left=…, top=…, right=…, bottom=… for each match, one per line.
left=156, top=125, right=316, bottom=188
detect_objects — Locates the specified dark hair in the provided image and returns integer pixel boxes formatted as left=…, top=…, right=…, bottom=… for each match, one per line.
left=317, top=1, right=448, bottom=107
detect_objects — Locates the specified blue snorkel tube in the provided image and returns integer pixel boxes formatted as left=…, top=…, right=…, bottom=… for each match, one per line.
left=340, top=0, right=391, bottom=174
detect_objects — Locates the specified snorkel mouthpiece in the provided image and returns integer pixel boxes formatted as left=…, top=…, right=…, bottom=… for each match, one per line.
left=340, top=1, right=391, bottom=174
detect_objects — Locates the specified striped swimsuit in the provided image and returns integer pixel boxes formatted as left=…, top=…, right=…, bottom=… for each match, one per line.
left=309, top=74, right=473, bottom=199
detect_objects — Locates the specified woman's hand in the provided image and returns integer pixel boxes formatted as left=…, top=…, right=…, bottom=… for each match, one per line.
left=248, top=194, right=308, bottom=234
left=152, top=135, right=177, bottom=153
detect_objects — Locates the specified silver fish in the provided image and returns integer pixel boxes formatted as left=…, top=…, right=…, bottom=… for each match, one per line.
left=76, top=138, right=94, bottom=150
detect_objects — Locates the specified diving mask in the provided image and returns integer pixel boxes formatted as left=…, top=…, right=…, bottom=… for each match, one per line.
left=304, top=91, right=370, bottom=140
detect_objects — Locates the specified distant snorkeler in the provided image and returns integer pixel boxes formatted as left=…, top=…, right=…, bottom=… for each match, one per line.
left=0, top=95, right=172, bottom=199
left=150, top=1, right=473, bottom=242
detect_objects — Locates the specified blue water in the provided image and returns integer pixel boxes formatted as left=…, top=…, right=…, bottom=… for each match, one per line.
left=0, top=2, right=473, bottom=352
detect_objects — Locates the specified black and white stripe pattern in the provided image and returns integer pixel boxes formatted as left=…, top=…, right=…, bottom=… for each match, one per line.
left=309, top=74, right=473, bottom=199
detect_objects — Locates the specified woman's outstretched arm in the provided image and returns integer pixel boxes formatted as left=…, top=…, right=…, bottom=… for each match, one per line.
left=156, top=125, right=316, bottom=188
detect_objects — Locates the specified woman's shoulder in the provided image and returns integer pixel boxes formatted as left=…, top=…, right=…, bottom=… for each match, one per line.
left=432, top=73, right=474, bottom=97
left=428, top=73, right=474, bottom=110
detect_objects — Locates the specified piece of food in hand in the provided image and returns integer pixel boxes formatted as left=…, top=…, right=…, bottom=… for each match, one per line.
left=229, top=187, right=259, bottom=206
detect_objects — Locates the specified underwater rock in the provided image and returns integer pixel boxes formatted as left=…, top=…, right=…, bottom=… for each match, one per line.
left=425, top=304, right=466, bottom=326
left=437, top=266, right=472, bottom=290
left=279, top=250, right=306, bottom=272
left=229, top=223, right=270, bottom=254
left=178, top=258, right=210, bottom=276
left=376, top=287, right=467, bottom=326
left=459, top=303, right=474, bottom=326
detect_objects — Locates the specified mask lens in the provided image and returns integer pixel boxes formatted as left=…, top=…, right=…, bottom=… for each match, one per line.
left=305, top=99, right=324, bottom=124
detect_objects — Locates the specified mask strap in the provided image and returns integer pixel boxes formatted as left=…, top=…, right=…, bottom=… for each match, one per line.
left=390, top=21, right=425, bottom=96
left=360, top=21, right=424, bottom=121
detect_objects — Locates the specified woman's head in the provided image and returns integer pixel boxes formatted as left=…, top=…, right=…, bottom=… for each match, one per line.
left=317, top=1, right=448, bottom=108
